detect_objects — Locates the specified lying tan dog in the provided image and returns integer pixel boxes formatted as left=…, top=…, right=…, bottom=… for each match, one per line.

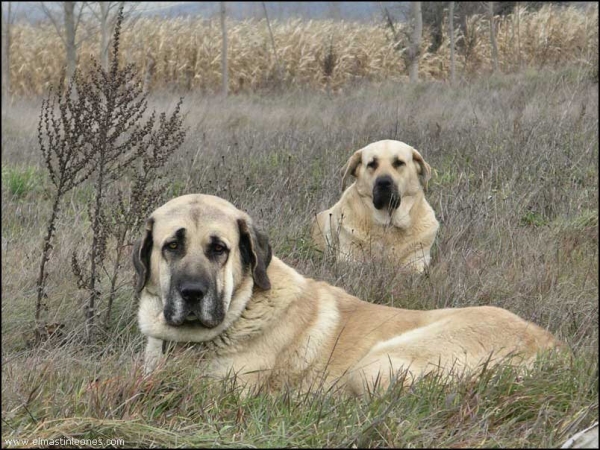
left=135, top=194, right=561, bottom=395
left=312, top=140, right=439, bottom=272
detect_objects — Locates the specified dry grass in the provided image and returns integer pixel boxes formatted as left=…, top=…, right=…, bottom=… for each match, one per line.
left=6, top=4, right=599, bottom=96
left=1, top=68, right=598, bottom=447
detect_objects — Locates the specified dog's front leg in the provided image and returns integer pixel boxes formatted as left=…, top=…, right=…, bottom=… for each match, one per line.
left=144, top=336, right=164, bottom=375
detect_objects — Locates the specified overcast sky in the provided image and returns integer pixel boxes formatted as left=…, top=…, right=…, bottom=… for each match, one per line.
left=2, top=2, right=402, bottom=23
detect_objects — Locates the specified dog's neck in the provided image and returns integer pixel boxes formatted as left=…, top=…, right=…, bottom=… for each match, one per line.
left=210, top=257, right=307, bottom=354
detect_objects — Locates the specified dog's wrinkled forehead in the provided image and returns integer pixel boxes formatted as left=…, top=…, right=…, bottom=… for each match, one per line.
left=150, top=194, right=243, bottom=244
left=362, top=140, right=414, bottom=163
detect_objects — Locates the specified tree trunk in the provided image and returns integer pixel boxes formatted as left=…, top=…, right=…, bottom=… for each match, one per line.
left=449, top=1, right=455, bottom=85
left=409, top=2, right=422, bottom=83
left=143, top=53, right=155, bottom=94
left=99, top=2, right=109, bottom=71
left=516, top=1, right=521, bottom=70
left=458, top=4, right=470, bottom=73
left=262, top=1, right=283, bottom=85
left=64, top=1, right=77, bottom=81
left=2, top=1, right=11, bottom=110
left=489, top=2, right=499, bottom=73
left=220, top=1, right=228, bottom=97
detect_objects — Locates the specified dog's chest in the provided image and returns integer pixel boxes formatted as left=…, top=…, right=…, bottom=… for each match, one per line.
left=207, top=350, right=276, bottom=385
left=339, top=220, right=414, bottom=256
left=205, top=322, right=296, bottom=387
left=205, top=310, right=337, bottom=391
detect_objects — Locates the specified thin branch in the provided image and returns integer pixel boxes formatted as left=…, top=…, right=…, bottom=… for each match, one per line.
left=39, top=2, right=67, bottom=47
left=262, top=2, right=283, bottom=83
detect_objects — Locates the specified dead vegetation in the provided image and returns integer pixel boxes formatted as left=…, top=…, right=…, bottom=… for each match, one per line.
left=6, top=4, right=599, bottom=96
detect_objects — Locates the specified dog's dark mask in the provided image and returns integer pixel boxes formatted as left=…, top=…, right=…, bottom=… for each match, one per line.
left=372, top=175, right=401, bottom=211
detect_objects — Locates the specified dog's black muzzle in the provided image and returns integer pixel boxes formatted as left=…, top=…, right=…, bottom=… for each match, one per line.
left=164, top=277, right=224, bottom=328
left=372, top=175, right=401, bottom=210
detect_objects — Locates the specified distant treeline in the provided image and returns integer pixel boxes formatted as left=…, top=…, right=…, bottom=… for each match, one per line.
left=7, top=3, right=598, bottom=95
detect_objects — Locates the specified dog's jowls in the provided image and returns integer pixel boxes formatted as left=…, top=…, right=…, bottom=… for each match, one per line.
left=134, top=194, right=562, bottom=396
left=312, top=140, right=440, bottom=272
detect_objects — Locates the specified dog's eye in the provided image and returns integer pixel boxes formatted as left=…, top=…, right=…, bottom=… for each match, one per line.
left=367, top=160, right=378, bottom=170
left=212, top=243, right=226, bottom=254
left=166, top=242, right=178, bottom=250
left=393, top=159, right=405, bottom=168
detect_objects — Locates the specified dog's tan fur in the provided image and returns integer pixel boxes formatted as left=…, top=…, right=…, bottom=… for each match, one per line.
left=135, top=194, right=561, bottom=395
left=312, top=140, right=440, bottom=271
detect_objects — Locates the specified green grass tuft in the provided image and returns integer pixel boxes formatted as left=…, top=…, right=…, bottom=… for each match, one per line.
left=2, top=166, right=40, bottom=198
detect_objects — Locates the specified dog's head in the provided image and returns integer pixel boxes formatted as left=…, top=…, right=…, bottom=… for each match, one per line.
left=341, top=140, right=431, bottom=212
left=133, top=194, right=272, bottom=328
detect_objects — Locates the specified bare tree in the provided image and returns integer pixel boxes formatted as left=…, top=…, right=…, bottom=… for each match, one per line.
left=455, top=2, right=480, bottom=71
left=1, top=1, right=12, bottom=111
left=86, top=2, right=145, bottom=71
left=220, top=1, right=228, bottom=97
left=98, top=2, right=111, bottom=69
left=515, top=1, right=521, bottom=70
left=262, top=1, right=283, bottom=85
left=143, top=53, right=155, bottom=94
left=489, top=2, right=499, bottom=73
left=449, top=2, right=455, bottom=85
left=381, top=3, right=400, bottom=47
left=63, top=1, right=76, bottom=79
left=421, top=2, right=445, bottom=53
left=380, top=3, right=413, bottom=81
left=87, top=2, right=123, bottom=71
left=39, top=2, right=87, bottom=82
left=408, top=1, right=422, bottom=83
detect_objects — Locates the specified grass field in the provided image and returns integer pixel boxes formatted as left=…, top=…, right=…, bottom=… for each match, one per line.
left=1, top=66, right=598, bottom=447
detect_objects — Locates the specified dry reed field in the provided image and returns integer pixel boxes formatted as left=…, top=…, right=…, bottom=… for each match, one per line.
left=1, top=62, right=598, bottom=447
left=7, top=3, right=599, bottom=96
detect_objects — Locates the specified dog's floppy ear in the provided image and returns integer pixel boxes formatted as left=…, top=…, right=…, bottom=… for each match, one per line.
left=238, top=218, right=272, bottom=290
left=412, top=148, right=432, bottom=190
left=133, top=218, right=154, bottom=293
left=341, top=149, right=363, bottom=192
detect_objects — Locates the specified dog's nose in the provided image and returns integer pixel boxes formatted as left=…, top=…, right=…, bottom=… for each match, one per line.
left=180, top=282, right=207, bottom=303
left=375, top=176, right=394, bottom=189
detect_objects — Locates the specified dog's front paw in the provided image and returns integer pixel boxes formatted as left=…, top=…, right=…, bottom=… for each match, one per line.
left=143, top=337, right=164, bottom=375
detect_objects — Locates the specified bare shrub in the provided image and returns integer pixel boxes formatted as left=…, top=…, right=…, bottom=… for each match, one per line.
left=36, top=74, right=97, bottom=336
left=37, top=6, right=186, bottom=344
